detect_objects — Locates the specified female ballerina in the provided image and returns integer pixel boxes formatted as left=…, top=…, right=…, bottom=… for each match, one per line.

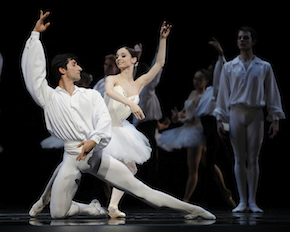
left=158, top=69, right=235, bottom=206
left=103, top=21, right=170, bottom=218
left=158, top=70, right=207, bottom=202
left=26, top=11, right=215, bottom=220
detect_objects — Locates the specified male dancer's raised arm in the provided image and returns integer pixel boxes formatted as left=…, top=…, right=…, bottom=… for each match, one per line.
left=21, top=10, right=52, bottom=108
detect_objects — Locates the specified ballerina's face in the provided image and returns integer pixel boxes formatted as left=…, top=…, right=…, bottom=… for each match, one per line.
left=193, top=71, right=208, bottom=91
left=115, top=48, right=137, bottom=70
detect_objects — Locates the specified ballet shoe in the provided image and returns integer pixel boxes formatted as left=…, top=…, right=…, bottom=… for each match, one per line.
left=29, top=197, right=48, bottom=217
left=184, top=207, right=216, bottom=220
left=90, top=199, right=108, bottom=215
left=222, top=189, right=236, bottom=209
left=232, top=202, right=247, bottom=213
left=248, top=202, right=264, bottom=213
left=108, top=206, right=126, bottom=219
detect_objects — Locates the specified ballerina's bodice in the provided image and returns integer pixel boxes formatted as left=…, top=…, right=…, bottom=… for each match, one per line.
left=184, top=91, right=201, bottom=125
left=104, top=85, right=139, bottom=127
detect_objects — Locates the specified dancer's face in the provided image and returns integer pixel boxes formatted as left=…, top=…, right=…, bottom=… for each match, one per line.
left=115, top=48, right=137, bottom=70
left=104, top=58, right=119, bottom=76
left=61, top=59, right=82, bottom=82
left=193, top=71, right=207, bottom=90
left=237, top=30, right=256, bottom=51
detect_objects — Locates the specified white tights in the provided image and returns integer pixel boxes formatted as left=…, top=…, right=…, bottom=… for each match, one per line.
left=229, top=106, right=264, bottom=208
left=39, top=142, right=214, bottom=219
left=108, top=160, right=137, bottom=209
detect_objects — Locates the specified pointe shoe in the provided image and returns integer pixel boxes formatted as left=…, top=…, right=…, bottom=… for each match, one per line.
left=108, top=206, right=126, bottom=219
left=29, top=197, right=48, bottom=217
left=232, top=202, right=247, bottom=213
left=248, top=203, right=264, bottom=213
left=222, top=190, right=237, bottom=209
left=90, top=199, right=108, bottom=215
left=184, top=206, right=216, bottom=220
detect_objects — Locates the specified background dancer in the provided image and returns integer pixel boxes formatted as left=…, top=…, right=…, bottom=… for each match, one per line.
left=213, top=26, right=285, bottom=213
left=93, top=54, right=119, bottom=97
left=24, top=10, right=215, bottom=220
left=195, top=38, right=236, bottom=209
left=158, top=69, right=207, bottom=202
left=133, top=48, right=164, bottom=186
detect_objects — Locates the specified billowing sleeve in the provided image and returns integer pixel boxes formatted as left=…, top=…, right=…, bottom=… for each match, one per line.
left=213, top=55, right=227, bottom=100
left=21, top=31, right=54, bottom=108
left=89, top=90, right=112, bottom=152
left=213, top=64, right=231, bottom=123
left=264, top=63, right=286, bottom=121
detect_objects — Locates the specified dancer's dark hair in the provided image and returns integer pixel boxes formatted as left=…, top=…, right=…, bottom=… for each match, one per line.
left=51, top=53, right=78, bottom=83
left=237, top=26, right=258, bottom=41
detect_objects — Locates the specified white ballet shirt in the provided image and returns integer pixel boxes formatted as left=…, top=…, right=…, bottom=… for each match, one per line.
left=21, top=31, right=112, bottom=152
left=213, top=56, right=285, bottom=123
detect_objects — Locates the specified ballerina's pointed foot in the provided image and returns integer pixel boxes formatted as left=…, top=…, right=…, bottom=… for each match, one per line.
left=232, top=202, right=248, bottom=213
left=185, top=207, right=216, bottom=220
left=108, top=206, right=126, bottom=219
left=29, top=197, right=49, bottom=217
left=248, top=203, right=263, bottom=213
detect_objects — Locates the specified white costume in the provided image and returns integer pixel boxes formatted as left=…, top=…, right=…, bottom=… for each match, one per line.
left=22, top=31, right=112, bottom=218
left=23, top=31, right=215, bottom=220
left=158, top=90, right=205, bottom=152
left=103, top=83, right=151, bottom=164
left=213, top=55, right=285, bottom=212
left=103, top=79, right=151, bottom=217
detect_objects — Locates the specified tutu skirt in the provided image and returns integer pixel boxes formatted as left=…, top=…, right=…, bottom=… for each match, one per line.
left=103, top=120, right=152, bottom=164
left=40, top=135, right=64, bottom=149
left=158, top=123, right=206, bottom=152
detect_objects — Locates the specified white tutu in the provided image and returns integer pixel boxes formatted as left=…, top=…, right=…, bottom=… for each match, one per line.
left=158, top=123, right=206, bottom=152
left=40, top=135, right=64, bottom=149
left=103, top=120, right=152, bottom=164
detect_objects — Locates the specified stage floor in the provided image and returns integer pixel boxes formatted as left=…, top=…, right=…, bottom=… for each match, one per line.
left=1, top=209, right=290, bottom=232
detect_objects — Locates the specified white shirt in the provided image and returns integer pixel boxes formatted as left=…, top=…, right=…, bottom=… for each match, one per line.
left=213, top=55, right=227, bottom=101
left=213, top=55, right=285, bottom=122
left=195, top=86, right=216, bottom=117
left=21, top=31, right=112, bottom=152
left=195, top=55, right=226, bottom=117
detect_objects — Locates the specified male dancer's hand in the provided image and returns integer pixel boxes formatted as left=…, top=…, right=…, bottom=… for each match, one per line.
left=33, top=10, right=51, bottom=33
left=217, top=120, right=226, bottom=139
left=76, top=140, right=97, bottom=161
left=268, top=120, right=279, bottom=139
left=209, top=37, right=224, bottom=56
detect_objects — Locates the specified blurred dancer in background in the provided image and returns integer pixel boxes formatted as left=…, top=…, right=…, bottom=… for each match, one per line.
left=158, top=69, right=207, bottom=202
left=93, top=54, right=119, bottom=97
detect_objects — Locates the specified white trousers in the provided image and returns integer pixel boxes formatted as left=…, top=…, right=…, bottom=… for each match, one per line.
left=46, top=141, right=213, bottom=219
left=229, top=106, right=264, bottom=204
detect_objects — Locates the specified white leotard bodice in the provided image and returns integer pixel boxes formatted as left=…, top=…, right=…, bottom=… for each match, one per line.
left=184, top=91, right=201, bottom=125
left=104, top=85, right=139, bottom=127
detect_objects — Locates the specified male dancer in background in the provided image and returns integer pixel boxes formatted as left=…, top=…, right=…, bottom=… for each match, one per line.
left=214, top=26, right=285, bottom=213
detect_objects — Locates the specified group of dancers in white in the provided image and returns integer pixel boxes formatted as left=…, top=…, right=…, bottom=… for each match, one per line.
left=22, top=10, right=284, bottom=220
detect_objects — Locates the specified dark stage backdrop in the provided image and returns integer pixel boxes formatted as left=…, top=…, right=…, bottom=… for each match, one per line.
left=0, top=3, right=289, bottom=210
